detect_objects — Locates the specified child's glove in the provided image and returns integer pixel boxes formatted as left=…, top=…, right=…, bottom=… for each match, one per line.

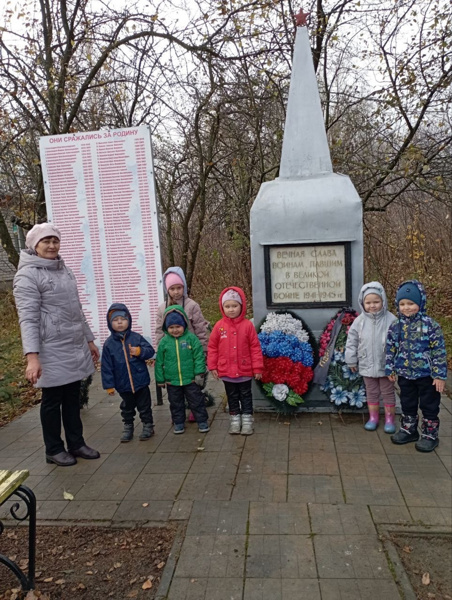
left=195, top=374, right=205, bottom=387
left=129, top=345, right=141, bottom=357
left=106, top=388, right=115, bottom=396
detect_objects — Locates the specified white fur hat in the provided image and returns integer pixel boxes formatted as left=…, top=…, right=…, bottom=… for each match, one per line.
left=26, top=223, right=61, bottom=250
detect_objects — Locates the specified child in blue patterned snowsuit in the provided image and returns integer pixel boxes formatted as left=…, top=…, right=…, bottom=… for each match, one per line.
left=385, top=280, right=447, bottom=452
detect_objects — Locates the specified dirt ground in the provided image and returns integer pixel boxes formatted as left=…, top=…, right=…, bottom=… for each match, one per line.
left=390, top=533, right=452, bottom=600
left=0, top=525, right=177, bottom=600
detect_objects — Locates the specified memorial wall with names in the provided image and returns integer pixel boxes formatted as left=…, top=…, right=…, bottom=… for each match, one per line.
left=39, top=126, right=163, bottom=347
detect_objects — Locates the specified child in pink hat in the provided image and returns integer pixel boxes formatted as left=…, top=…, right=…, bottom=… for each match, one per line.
left=155, top=267, right=210, bottom=422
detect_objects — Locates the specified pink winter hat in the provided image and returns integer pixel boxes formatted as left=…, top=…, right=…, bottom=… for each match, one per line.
left=222, top=289, right=242, bottom=305
left=26, top=223, right=61, bottom=250
left=165, top=272, right=184, bottom=290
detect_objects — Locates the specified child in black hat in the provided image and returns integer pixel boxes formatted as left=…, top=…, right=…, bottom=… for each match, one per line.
left=385, top=280, right=447, bottom=452
left=101, top=303, right=155, bottom=442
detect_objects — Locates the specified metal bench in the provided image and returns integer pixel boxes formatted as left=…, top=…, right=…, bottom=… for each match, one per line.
left=0, top=470, right=36, bottom=591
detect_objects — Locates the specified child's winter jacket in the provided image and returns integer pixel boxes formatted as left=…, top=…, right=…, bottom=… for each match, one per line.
left=101, top=303, right=155, bottom=393
left=345, top=282, right=397, bottom=378
left=155, top=267, right=209, bottom=350
left=385, top=280, right=447, bottom=380
left=207, top=287, right=264, bottom=378
left=155, top=306, right=206, bottom=386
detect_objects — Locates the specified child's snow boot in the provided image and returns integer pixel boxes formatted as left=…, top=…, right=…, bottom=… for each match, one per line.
left=229, top=414, right=241, bottom=435
left=139, top=422, right=154, bottom=440
left=415, top=418, right=439, bottom=452
left=383, top=405, right=396, bottom=434
left=391, top=414, right=419, bottom=444
left=241, top=414, right=254, bottom=436
left=120, top=422, right=134, bottom=443
left=364, top=404, right=379, bottom=431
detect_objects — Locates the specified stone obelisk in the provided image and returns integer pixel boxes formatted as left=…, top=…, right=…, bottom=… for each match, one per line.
left=250, top=11, right=364, bottom=409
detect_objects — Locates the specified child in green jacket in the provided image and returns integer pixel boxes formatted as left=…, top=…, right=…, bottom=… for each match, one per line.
left=155, top=306, right=210, bottom=434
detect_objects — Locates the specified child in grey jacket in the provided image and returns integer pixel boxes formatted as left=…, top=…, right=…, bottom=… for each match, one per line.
left=345, top=282, right=397, bottom=432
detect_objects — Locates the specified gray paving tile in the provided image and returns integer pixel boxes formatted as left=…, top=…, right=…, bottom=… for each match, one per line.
left=189, top=451, right=239, bottom=475
left=409, top=506, right=452, bottom=527
left=387, top=453, right=450, bottom=478
left=368, top=505, right=412, bottom=525
left=170, top=500, right=193, bottom=521
left=287, top=475, right=344, bottom=504
left=244, top=578, right=321, bottom=599
left=314, top=534, right=392, bottom=579
left=338, top=453, right=394, bottom=478
left=31, top=473, right=92, bottom=501
left=249, top=502, right=310, bottom=535
left=95, top=452, right=150, bottom=475
left=143, top=452, right=195, bottom=474
left=288, top=452, right=339, bottom=475
left=36, top=500, right=70, bottom=520
left=233, top=473, right=287, bottom=502
left=342, top=475, right=405, bottom=505
left=178, top=473, right=235, bottom=501
left=113, top=499, right=173, bottom=522
left=175, top=535, right=246, bottom=578
left=319, top=578, right=400, bottom=598
left=125, top=473, right=185, bottom=501
left=201, top=431, right=246, bottom=453
left=397, top=475, right=452, bottom=508
left=246, top=535, right=316, bottom=579
left=186, top=500, right=249, bottom=536
left=74, top=472, right=136, bottom=500
left=309, top=504, right=376, bottom=535
left=168, top=577, right=243, bottom=600
left=58, top=500, right=120, bottom=520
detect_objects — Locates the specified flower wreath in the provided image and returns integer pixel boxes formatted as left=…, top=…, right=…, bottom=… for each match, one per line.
left=314, top=308, right=366, bottom=408
left=258, top=312, right=316, bottom=414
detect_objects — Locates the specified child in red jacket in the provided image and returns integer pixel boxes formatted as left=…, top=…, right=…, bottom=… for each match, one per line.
left=208, top=287, right=263, bottom=435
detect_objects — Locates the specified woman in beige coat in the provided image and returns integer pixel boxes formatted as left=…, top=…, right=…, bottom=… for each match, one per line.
left=14, top=223, right=100, bottom=467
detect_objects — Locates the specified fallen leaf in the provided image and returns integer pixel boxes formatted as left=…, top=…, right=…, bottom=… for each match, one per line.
left=55, top=579, right=65, bottom=585
left=197, top=447, right=205, bottom=451
left=114, top=562, right=122, bottom=569
left=142, top=503, right=149, bottom=507
left=77, top=583, right=86, bottom=589
left=317, top=421, right=323, bottom=425
left=403, top=546, right=412, bottom=553
left=142, top=579, right=153, bottom=590
left=157, top=561, right=165, bottom=569
left=283, top=421, right=290, bottom=425
left=422, top=572, right=431, bottom=585
left=43, top=577, right=53, bottom=583
left=86, top=561, right=94, bottom=566
left=127, top=591, right=138, bottom=598
left=129, top=577, right=138, bottom=584
left=85, top=570, right=93, bottom=575
left=63, top=491, right=74, bottom=501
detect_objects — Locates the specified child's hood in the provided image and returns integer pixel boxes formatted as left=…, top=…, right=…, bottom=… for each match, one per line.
left=395, top=279, right=427, bottom=316
left=358, top=281, right=389, bottom=316
left=106, top=302, right=132, bottom=334
left=219, top=286, right=247, bottom=322
left=163, top=266, right=188, bottom=297
left=162, top=305, right=190, bottom=333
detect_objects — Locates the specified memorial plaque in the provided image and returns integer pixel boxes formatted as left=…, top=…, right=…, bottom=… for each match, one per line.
left=265, top=243, right=351, bottom=308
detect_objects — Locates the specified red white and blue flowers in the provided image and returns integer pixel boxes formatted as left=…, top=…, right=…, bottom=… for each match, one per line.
left=258, top=312, right=315, bottom=413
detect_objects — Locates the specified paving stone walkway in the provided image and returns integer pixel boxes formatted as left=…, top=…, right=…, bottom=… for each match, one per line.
left=1, top=373, right=451, bottom=599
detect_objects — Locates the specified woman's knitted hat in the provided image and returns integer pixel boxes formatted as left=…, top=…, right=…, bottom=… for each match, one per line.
left=26, top=223, right=61, bottom=250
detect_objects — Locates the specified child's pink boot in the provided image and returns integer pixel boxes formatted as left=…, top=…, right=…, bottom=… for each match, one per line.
left=364, top=404, right=379, bottom=431
left=384, top=405, right=396, bottom=434
left=188, top=411, right=196, bottom=423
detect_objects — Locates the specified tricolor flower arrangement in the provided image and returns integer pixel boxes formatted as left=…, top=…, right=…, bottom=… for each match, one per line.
left=314, top=308, right=366, bottom=408
left=258, top=312, right=316, bottom=413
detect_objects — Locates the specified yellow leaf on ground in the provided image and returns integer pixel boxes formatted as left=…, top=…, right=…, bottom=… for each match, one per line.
left=422, top=572, right=431, bottom=585
left=142, top=579, right=153, bottom=590
left=63, top=491, right=74, bottom=500
left=157, top=561, right=165, bottom=569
